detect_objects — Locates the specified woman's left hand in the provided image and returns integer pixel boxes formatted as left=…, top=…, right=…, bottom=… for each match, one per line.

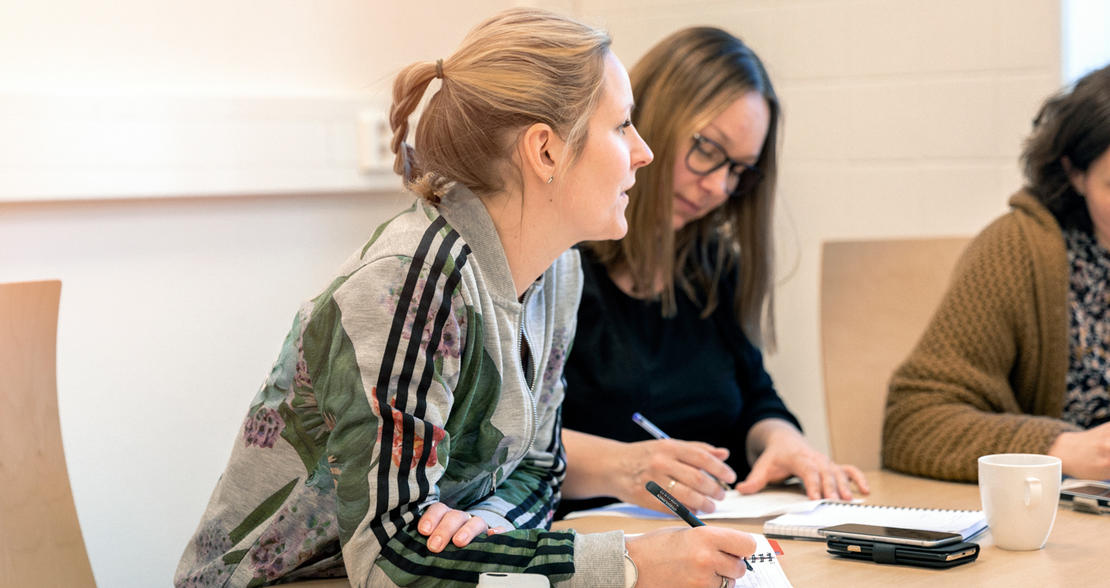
left=735, top=420, right=870, bottom=500
left=417, top=502, right=510, bottom=552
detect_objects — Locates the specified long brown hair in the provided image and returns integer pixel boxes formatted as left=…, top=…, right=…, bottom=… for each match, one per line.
left=587, top=27, right=781, bottom=349
left=388, top=8, right=612, bottom=202
left=1022, top=63, right=1110, bottom=230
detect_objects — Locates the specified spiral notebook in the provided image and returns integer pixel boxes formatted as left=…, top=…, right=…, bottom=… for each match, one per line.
left=736, top=533, right=793, bottom=588
left=762, top=502, right=987, bottom=542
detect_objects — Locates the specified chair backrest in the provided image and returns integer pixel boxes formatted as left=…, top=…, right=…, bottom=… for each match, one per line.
left=0, top=280, right=96, bottom=587
left=819, top=238, right=970, bottom=470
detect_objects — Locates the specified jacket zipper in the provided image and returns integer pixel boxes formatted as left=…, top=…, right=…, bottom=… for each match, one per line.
left=515, top=287, right=539, bottom=465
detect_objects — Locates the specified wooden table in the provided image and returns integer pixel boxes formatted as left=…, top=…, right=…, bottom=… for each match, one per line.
left=552, top=470, right=1104, bottom=586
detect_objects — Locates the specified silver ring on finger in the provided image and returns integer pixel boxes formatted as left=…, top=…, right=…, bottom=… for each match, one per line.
left=719, top=575, right=730, bottom=588
left=667, top=478, right=678, bottom=491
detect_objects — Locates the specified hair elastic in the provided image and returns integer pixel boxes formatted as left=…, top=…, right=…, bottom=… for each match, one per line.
left=434, top=59, right=444, bottom=80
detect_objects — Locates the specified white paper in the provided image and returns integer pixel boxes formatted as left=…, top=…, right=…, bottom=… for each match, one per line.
left=736, top=534, right=793, bottom=588
left=562, top=489, right=825, bottom=521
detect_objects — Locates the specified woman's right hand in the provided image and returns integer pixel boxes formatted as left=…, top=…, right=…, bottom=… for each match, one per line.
left=626, top=526, right=756, bottom=588
left=1048, top=422, right=1110, bottom=479
left=616, top=439, right=736, bottom=514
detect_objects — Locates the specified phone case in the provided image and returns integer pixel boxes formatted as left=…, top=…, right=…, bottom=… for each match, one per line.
left=826, top=538, right=980, bottom=569
left=1060, top=484, right=1110, bottom=513
left=477, top=572, right=550, bottom=587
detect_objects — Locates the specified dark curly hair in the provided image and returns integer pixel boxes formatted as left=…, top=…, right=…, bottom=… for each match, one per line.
left=1022, top=63, right=1110, bottom=230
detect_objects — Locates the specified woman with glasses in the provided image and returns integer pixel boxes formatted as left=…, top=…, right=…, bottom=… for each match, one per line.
left=556, top=26, right=869, bottom=517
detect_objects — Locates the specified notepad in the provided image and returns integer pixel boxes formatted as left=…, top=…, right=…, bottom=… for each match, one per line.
left=762, top=502, right=987, bottom=541
left=736, top=533, right=793, bottom=588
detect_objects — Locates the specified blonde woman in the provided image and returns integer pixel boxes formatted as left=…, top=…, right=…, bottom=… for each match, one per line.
left=177, top=9, right=756, bottom=588
left=556, top=27, right=869, bottom=518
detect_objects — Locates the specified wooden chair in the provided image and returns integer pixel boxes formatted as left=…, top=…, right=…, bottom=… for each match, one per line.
left=819, top=238, right=970, bottom=470
left=0, top=280, right=96, bottom=587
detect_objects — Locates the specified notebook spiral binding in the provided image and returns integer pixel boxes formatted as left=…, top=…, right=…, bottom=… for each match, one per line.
left=833, top=502, right=975, bottom=514
left=764, top=500, right=986, bottom=541
left=750, top=553, right=775, bottom=563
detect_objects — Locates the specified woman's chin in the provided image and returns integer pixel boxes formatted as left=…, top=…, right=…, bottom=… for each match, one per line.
left=600, top=218, right=629, bottom=242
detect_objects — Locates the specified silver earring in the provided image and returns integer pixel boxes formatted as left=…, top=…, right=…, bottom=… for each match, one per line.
left=547, top=175, right=554, bottom=184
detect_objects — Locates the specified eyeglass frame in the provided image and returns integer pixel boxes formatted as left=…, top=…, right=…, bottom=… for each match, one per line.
left=685, top=132, right=763, bottom=197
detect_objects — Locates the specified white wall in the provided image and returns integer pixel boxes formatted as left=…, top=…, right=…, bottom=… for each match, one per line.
left=1, top=0, right=1062, bottom=586
left=577, top=0, right=1061, bottom=456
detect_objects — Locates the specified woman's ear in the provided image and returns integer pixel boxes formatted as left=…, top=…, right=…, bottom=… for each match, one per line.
left=1063, top=156, right=1086, bottom=196
left=519, top=123, right=565, bottom=185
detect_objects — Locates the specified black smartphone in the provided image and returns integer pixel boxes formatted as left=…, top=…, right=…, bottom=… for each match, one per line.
left=818, top=523, right=962, bottom=547
left=1060, top=482, right=1110, bottom=509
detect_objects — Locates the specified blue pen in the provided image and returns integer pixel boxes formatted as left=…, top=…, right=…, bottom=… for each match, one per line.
left=632, top=412, right=730, bottom=491
left=631, top=412, right=671, bottom=439
left=646, top=481, right=754, bottom=572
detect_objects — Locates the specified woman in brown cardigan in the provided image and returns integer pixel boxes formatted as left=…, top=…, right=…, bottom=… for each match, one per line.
left=883, top=63, right=1110, bottom=482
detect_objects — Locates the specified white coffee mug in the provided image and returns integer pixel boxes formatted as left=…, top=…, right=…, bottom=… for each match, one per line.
left=978, top=453, right=1061, bottom=550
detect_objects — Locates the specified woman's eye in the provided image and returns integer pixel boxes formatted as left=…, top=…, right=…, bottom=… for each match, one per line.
left=694, top=142, right=716, bottom=157
left=618, top=119, right=632, bottom=134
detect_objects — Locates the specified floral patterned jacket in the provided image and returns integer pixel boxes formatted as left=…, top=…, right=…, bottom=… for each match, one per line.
left=175, top=184, right=626, bottom=587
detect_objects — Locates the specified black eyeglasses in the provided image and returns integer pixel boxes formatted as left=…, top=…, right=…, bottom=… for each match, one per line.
left=685, top=133, right=763, bottom=196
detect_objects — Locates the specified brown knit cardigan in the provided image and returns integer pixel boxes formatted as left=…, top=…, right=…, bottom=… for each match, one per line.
left=882, top=190, right=1083, bottom=482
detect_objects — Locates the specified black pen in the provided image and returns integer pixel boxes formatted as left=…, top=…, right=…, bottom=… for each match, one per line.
left=632, top=412, right=731, bottom=492
left=645, top=480, right=754, bottom=572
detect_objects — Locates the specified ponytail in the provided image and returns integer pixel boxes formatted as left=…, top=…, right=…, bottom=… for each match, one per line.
left=386, top=8, right=611, bottom=202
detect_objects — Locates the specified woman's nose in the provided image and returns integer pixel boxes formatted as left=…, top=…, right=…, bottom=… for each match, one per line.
left=630, top=126, right=653, bottom=170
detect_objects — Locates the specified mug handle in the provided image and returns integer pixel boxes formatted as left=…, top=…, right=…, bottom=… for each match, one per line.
left=1024, top=477, right=1042, bottom=507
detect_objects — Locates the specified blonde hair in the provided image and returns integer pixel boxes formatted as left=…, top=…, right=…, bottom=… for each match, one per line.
left=389, top=8, right=612, bottom=201
left=587, top=27, right=781, bottom=349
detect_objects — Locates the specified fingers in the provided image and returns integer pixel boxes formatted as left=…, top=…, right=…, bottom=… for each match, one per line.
left=682, top=528, right=752, bottom=587
left=810, top=462, right=870, bottom=500
left=450, top=515, right=489, bottom=548
left=690, top=440, right=731, bottom=461
left=820, top=464, right=839, bottom=499
left=734, top=461, right=770, bottom=495
left=653, top=477, right=718, bottom=514
left=700, top=526, right=756, bottom=559
left=627, top=526, right=754, bottom=588
left=799, top=466, right=823, bottom=500
left=843, top=464, right=870, bottom=494
left=832, top=464, right=853, bottom=500
left=418, top=502, right=449, bottom=535
left=678, top=442, right=736, bottom=486
left=426, top=508, right=471, bottom=552
left=700, top=528, right=755, bottom=583
left=644, top=458, right=730, bottom=511
left=419, top=505, right=488, bottom=552
left=655, top=447, right=733, bottom=500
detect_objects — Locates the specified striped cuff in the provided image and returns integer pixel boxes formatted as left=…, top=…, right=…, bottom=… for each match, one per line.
left=555, top=530, right=625, bottom=588
left=468, top=508, right=514, bottom=531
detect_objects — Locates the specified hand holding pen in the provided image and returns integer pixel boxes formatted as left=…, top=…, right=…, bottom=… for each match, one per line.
left=646, top=480, right=754, bottom=573
left=632, top=412, right=735, bottom=498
